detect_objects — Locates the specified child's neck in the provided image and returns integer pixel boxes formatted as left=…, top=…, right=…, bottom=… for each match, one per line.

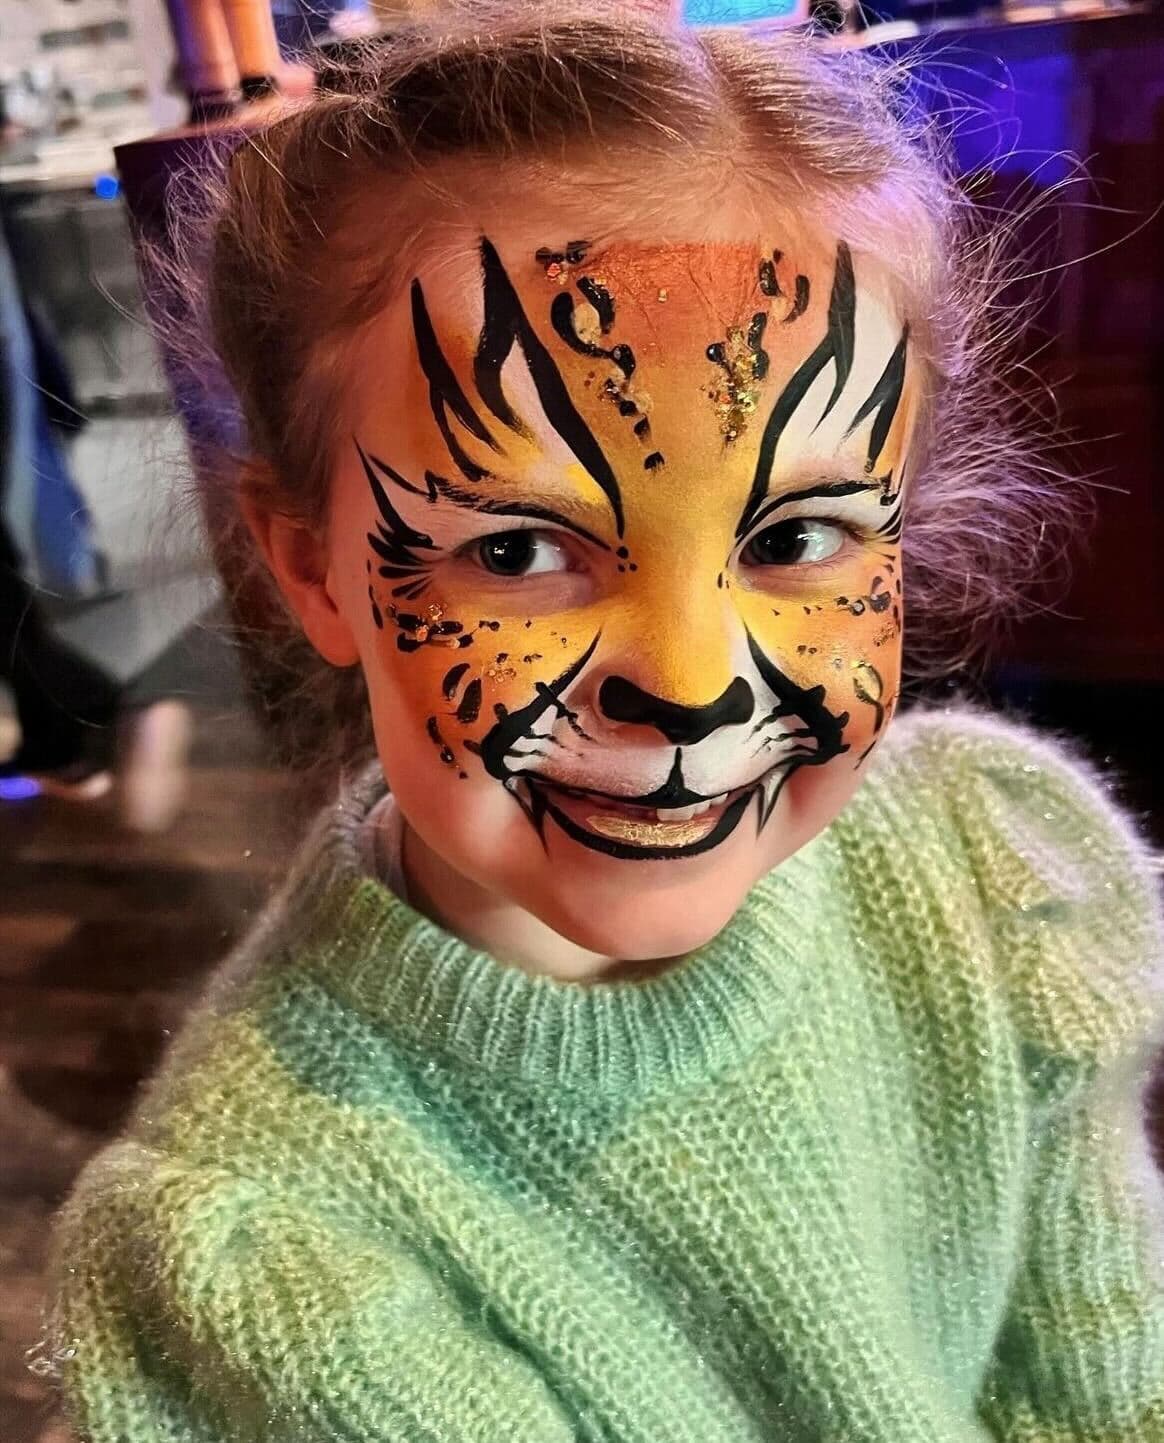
left=401, top=823, right=672, bottom=985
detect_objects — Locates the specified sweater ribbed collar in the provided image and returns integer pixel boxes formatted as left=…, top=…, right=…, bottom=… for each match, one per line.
left=288, top=764, right=835, bottom=1098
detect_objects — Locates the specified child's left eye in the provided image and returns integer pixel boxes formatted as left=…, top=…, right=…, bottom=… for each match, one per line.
left=740, top=519, right=847, bottom=567
left=467, top=530, right=571, bottom=577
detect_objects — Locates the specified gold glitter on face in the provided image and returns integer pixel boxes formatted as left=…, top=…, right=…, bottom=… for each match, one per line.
left=706, top=317, right=769, bottom=441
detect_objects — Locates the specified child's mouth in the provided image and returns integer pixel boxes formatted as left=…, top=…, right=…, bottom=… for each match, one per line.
left=556, top=785, right=732, bottom=847
left=515, top=777, right=758, bottom=860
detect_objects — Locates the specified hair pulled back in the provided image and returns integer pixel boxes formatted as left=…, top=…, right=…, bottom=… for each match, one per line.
left=159, top=1, right=1067, bottom=774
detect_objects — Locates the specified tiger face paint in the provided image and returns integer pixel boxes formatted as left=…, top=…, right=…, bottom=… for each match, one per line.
left=329, top=231, right=917, bottom=960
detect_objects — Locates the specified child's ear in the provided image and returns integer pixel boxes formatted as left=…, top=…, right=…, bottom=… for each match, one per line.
left=239, top=481, right=361, bottom=669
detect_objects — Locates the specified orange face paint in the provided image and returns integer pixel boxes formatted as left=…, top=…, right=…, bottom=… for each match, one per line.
left=352, top=235, right=916, bottom=863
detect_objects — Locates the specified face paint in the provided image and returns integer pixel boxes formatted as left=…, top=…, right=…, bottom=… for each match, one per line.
left=334, top=230, right=918, bottom=956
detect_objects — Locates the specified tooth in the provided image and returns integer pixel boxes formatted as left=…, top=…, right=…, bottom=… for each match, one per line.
left=653, top=797, right=723, bottom=822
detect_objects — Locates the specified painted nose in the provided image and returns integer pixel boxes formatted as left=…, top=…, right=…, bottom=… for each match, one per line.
left=597, top=675, right=755, bottom=746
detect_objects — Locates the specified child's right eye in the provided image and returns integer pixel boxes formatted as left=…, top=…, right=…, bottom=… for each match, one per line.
left=467, top=530, right=571, bottom=577
left=739, top=518, right=850, bottom=568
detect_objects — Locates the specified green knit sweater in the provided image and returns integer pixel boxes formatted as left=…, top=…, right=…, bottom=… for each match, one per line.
left=50, top=709, right=1164, bottom=1443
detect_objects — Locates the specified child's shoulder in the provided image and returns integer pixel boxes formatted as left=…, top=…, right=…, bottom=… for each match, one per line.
left=870, top=701, right=1156, bottom=867
left=877, top=701, right=1146, bottom=821
left=855, top=703, right=1164, bottom=1069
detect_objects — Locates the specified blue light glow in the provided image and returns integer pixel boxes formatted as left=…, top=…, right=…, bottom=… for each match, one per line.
left=684, top=0, right=799, bottom=19
left=94, top=173, right=120, bottom=201
left=0, top=776, right=42, bottom=801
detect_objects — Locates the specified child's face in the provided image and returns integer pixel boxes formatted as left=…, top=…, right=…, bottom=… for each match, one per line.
left=325, top=228, right=917, bottom=960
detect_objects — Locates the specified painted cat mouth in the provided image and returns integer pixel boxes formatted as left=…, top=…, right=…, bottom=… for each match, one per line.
left=510, top=772, right=776, bottom=860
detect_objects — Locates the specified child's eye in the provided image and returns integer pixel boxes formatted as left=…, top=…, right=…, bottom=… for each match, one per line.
left=741, top=519, right=847, bottom=567
left=469, top=530, right=570, bottom=577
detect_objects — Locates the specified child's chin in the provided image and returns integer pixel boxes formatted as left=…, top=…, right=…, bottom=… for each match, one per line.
left=532, top=875, right=750, bottom=968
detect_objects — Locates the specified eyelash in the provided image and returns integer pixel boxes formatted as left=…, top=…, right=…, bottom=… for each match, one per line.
left=445, top=512, right=878, bottom=579
left=451, top=527, right=584, bottom=580
left=738, top=513, right=872, bottom=559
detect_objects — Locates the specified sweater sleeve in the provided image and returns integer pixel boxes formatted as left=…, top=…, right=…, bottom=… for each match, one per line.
left=50, top=1143, right=575, bottom=1443
left=923, top=715, right=1164, bottom=1441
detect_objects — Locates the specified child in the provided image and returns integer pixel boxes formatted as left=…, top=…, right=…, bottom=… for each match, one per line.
left=49, top=6, right=1164, bottom=1440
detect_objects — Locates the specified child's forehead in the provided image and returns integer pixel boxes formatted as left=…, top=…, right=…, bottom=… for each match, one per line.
left=407, top=234, right=844, bottom=349
left=344, top=226, right=917, bottom=504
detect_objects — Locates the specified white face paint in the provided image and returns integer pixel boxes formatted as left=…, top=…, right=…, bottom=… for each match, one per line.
left=326, top=232, right=917, bottom=960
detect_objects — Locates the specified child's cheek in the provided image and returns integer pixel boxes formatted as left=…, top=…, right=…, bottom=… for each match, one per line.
left=365, top=587, right=592, bottom=781
left=735, top=550, right=905, bottom=765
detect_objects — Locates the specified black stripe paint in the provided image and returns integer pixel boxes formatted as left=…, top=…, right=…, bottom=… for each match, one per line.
left=785, top=274, right=811, bottom=323
left=577, top=276, right=615, bottom=332
left=549, top=290, right=636, bottom=381
left=412, top=278, right=500, bottom=482
left=478, top=633, right=601, bottom=783
left=442, top=662, right=471, bottom=700
left=357, top=442, right=435, bottom=602
left=745, top=629, right=850, bottom=825
left=474, top=280, right=532, bottom=437
left=455, top=678, right=483, bottom=725
left=737, top=243, right=858, bottom=539
left=845, top=325, right=909, bottom=474
left=478, top=238, right=625, bottom=535
left=820, top=242, right=856, bottom=418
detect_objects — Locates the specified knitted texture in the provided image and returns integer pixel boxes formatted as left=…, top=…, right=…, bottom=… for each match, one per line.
left=49, top=707, right=1164, bottom=1443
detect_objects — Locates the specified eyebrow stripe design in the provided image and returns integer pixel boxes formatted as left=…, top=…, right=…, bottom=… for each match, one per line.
left=418, top=469, right=613, bottom=550
left=736, top=242, right=857, bottom=538
left=475, top=237, right=626, bottom=536
left=819, top=243, right=857, bottom=417
left=456, top=499, right=612, bottom=551
left=411, top=280, right=500, bottom=484
left=746, top=479, right=880, bottom=528
left=738, top=244, right=912, bottom=541
left=844, top=325, right=909, bottom=474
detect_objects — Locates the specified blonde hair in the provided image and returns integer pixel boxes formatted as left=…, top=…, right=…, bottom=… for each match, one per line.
left=161, top=2, right=1069, bottom=773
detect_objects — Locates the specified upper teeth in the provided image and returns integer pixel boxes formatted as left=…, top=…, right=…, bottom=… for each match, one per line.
left=654, top=795, right=727, bottom=822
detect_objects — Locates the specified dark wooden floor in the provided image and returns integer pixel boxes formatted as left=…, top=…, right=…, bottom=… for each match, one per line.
left=0, top=699, right=302, bottom=1443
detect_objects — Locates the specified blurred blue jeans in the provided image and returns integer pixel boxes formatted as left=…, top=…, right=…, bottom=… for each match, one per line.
left=1, top=214, right=119, bottom=774
left=0, top=215, right=99, bottom=597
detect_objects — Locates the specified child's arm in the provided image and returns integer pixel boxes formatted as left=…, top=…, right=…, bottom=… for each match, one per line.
left=929, top=716, right=1164, bottom=1440
left=976, top=1038, right=1164, bottom=1440
left=50, top=1144, right=575, bottom=1443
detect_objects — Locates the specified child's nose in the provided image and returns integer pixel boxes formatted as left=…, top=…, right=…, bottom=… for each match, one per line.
left=597, top=675, right=755, bottom=746
left=574, top=567, right=744, bottom=741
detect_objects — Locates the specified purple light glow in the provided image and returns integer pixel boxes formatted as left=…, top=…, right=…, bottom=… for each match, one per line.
left=0, top=776, right=42, bottom=801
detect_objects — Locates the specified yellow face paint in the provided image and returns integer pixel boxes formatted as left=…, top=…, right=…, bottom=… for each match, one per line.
left=353, top=236, right=916, bottom=863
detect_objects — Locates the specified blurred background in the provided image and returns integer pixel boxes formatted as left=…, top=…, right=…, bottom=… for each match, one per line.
left=0, top=1, right=1161, bottom=1438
